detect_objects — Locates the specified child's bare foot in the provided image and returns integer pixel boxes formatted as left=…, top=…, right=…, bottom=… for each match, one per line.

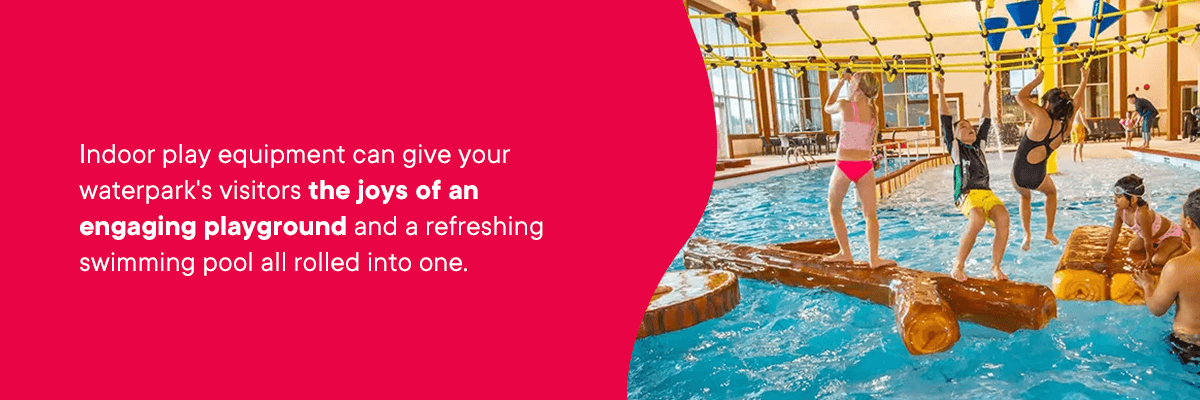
left=951, top=265, right=967, bottom=282
left=869, top=257, right=897, bottom=269
left=1045, top=233, right=1060, bottom=246
left=991, top=265, right=1009, bottom=281
left=824, top=252, right=853, bottom=263
left=1021, top=234, right=1032, bottom=251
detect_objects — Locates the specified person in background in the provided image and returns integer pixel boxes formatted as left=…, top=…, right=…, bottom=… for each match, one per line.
left=1121, top=111, right=1137, bottom=148
left=1134, top=189, right=1200, bottom=366
left=1184, top=107, right=1200, bottom=143
left=1071, top=109, right=1090, bottom=163
left=1127, top=94, right=1158, bottom=149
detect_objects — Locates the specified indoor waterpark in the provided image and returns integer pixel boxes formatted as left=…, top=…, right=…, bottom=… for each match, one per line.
left=631, top=0, right=1200, bottom=398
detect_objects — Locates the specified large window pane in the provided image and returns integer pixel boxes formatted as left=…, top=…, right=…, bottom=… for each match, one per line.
left=882, top=60, right=929, bottom=128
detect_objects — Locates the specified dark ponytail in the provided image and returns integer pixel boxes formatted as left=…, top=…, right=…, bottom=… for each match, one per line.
left=1041, top=88, right=1074, bottom=122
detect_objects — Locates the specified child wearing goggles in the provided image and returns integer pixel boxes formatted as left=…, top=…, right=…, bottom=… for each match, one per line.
left=1106, top=174, right=1189, bottom=267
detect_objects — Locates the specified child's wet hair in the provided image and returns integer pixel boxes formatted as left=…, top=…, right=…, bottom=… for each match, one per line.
left=1041, top=88, right=1074, bottom=122
left=1115, top=174, right=1148, bottom=207
left=854, top=72, right=879, bottom=98
left=1185, top=189, right=1200, bottom=228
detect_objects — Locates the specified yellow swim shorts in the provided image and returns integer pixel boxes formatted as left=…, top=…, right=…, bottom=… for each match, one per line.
left=1071, top=124, right=1086, bottom=143
left=960, top=190, right=1005, bottom=227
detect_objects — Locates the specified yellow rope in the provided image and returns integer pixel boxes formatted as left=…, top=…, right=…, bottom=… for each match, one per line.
left=688, top=0, right=971, bottom=19
left=911, top=2, right=944, bottom=77
left=1130, top=1, right=1165, bottom=59
left=707, top=26, right=1191, bottom=74
left=847, top=5, right=891, bottom=79
left=698, top=0, right=1200, bottom=77
left=974, top=0, right=994, bottom=85
left=784, top=8, right=839, bottom=75
left=697, top=0, right=1199, bottom=50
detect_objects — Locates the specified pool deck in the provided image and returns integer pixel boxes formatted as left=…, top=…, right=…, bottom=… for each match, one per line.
left=715, top=139, right=1200, bottom=182
left=1076, top=140, right=1200, bottom=160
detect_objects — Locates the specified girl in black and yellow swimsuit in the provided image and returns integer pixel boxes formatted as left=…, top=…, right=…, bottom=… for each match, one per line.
left=1010, top=62, right=1090, bottom=251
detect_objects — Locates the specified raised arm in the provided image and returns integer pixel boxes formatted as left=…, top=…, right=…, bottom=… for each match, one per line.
left=937, top=75, right=950, bottom=116
left=1016, top=69, right=1044, bottom=115
left=936, top=76, right=955, bottom=152
left=1071, top=62, right=1090, bottom=108
left=980, top=80, right=992, bottom=120
left=825, top=71, right=851, bottom=114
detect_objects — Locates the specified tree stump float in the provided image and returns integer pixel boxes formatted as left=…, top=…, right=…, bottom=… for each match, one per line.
left=1053, top=225, right=1171, bottom=305
left=637, top=270, right=740, bottom=339
left=681, top=237, right=1057, bottom=355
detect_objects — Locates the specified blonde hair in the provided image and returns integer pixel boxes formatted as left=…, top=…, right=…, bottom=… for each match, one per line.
left=853, top=72, right=879, bottom=98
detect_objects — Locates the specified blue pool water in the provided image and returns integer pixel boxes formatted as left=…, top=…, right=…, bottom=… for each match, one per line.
left=629, top=156, right=1200, bottom=399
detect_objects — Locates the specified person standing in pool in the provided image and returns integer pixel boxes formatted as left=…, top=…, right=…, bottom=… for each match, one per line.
left=937, top=76, right=1009, bottom=281
left=1105, top=175, right=1189, bottom=268
left=1134, top=189, right=1200, bottom=365
left=1127, top=94, right=1159, bottom=149
left=822, top=70, right=895, bottom=269
left=1070, top=109, right=1089, bottom=163
left=1011, top=63, right=1089, bottom=251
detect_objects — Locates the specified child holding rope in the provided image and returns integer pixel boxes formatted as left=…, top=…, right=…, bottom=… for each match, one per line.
left=937, top=75, right=1009, bottom=281
left=1011, top=62, right=1089, bottom=251
left=822, top=70, right=895, bottom=269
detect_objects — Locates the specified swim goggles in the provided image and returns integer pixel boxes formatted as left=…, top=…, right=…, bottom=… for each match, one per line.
left=1113, top=184, right=1144, bottom=196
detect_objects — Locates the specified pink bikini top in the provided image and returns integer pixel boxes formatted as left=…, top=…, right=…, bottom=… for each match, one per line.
left=839, top=100, right=875, bottom=151
left=1126, top=207, right=1166, bottom=235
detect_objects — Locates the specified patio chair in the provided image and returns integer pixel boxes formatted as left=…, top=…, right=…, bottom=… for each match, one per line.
left=761, top=136, right=779, bottom=155
left=814, top=133, right=831, bottom=154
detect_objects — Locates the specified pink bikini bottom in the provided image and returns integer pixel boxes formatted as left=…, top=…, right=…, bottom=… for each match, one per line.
left=836, top=160, right=873, bottom=182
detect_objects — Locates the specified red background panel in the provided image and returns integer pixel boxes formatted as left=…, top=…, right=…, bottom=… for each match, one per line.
left=2, top=1, right=713, bottom=397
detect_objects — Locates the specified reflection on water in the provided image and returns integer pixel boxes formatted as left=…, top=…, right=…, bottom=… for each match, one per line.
left=629, top=156, right=1200, bottom=399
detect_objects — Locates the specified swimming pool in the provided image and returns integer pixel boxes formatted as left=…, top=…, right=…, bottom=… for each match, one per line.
left=629, top=156, right=1200, bottom=399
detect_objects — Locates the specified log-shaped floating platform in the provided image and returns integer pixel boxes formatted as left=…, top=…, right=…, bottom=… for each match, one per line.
left=682, top=237, right=1057, bottom=355
left=1053, top=225, right=1170, bottom=304
left=638, top=269, right=740, bottom=339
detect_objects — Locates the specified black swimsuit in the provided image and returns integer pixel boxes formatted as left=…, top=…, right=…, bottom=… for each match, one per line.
left=1012, top=121, right=1068, bottom=190
left=1169, top=333, right=1200, bottom=367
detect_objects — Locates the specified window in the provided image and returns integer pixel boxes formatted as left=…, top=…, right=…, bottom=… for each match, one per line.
left=689, top=7, right=758, bottom=135
left=998, top=53, right=1038, bottom=123
left=1061, top=59, right=1110, bottom=118
left=775, top=70, right=822, bottom=132
left=882, top=59, right=930, bottom=128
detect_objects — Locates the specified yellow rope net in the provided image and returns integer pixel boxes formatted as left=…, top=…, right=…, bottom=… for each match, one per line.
left=695, top=0, right=1200, bottom=76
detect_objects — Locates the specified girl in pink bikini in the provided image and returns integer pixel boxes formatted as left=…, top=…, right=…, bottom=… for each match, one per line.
left=1106, top=174, right=1189, bottom=267
left=822, top=70, right=895, bottom=268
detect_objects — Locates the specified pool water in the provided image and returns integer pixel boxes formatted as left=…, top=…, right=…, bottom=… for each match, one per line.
left=875, top=156, right=916, bottom=176
left=629, top=156, right=1200, bottom=399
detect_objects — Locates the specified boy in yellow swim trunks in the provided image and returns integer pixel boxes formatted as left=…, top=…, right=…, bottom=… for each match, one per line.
left=937, top=76, right=1011, bottom=282
left=1071, top=109, right=1089, bottom=163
